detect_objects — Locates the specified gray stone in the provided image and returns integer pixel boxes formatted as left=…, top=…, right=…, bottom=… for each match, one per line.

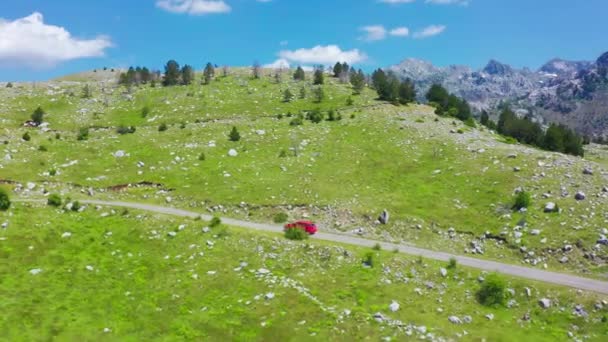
left=440, top=268, right=448, bottom=277
left=389, top=301, right=400, bottom=312
left=544, top=202, right=557, bottom=213
left=448, top=316, right=462, bottom=324
left=539, top=298, right=551, bottom=309
left=575, top=192, right=586, bottom=201
left=378, top=210, right=389, bottom=225
left=583, top=167, right=593, bottom=175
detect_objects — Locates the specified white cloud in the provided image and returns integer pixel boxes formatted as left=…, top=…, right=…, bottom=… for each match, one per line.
left=425, top=0, right=470, bottom=5
left=389, top=27, right=410, bottom=37
left=0, top=12, right=112, bottom=68
left=156, top=0, right=231, bottom=15
left=279, top=45, right=367, bottom=65
left=264, top=58, right=290, bottom=69
left=413, top=25, right=446, bottom=38
left=359, top=25, right=387, bottom=41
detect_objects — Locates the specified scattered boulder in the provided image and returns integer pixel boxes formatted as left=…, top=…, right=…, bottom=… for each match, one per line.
left=440, top=268, right=448, bottom=277
left=539, top=298, right=551, bottom=309
left=113, top=150, right=126, bottom=158
left=389, top=301, right=400, bottom=312
left=448, top=316, right=462, bottom=324
left=544, top=202, right=558, bottom=213
left=574, top=192, right=586, bottom=201
left=583, top=167, right=593, bottom=175
left=378, top=210, right=389, bottom=225
left=29, top=268, right=42, bottom=275
left=228, top=149, right=238, bottom=157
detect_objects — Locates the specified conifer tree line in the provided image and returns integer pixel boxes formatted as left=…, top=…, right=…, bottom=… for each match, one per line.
left=427, top=83, right=584, bottom=157
left=371, top=69, right=416, bottom=105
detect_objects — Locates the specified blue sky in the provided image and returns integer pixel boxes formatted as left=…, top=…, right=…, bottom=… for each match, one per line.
left=0, top=0, right=607, bottom=81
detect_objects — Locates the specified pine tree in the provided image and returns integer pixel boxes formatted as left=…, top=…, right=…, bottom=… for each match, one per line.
left=31, top=106, right=45, bottom=124
left=204, top=62, right=215, bottom=84
left=313, top=86, right=325, bottom=103
left=163, top=60, right=181, bottom=86
left=283, top=89, right=294, bottom=102
left=252, top=61, right=262, bottom=79
left=229, top=126, right=241, bottom=142
left=181, top=65, right=195, bottom=85
left=398, top=79, right=416, bottom=105
left=293, top=66, right=305, bottom=81
left=333, top=62, right=343, bottom=78
left=313, top=66, right=324, bottom=85
left=299, top=86, right=306, bottom=99
left=480, top=110, right=490, bottom=126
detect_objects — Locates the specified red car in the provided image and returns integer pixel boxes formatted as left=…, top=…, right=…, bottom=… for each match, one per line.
left=284, top=220, right=318, bottom=235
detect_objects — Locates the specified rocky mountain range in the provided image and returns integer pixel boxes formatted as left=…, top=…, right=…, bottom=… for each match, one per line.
left=388, top=52, right=608, bottom=138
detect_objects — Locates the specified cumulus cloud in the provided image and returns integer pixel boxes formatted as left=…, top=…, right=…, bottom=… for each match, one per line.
left=413, top=25, right=446, bottom=38
left=0, top=12, right=112, bottom=68
left=156, top=0, right=231, bottom=15
left=389, top=27, right=410, bottom=37
left=278, top=45, right=367, bottom=65
left=359, top=25, right=387, bottom=41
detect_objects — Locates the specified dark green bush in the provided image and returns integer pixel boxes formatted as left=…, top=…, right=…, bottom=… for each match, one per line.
left=77, top=128, right=89, bottom=141
left=285, top=227, right=309, bottom=240
left=22, top=132, right=31, bottom=141
left=363, top=252, right=374, bottom=267
left=158, top=123, right=168, bottom=132
left=0, top=188, right=10, bottom=211
left=476, top=273, right=507, bottom=307
left=273, top=212, right=288, bottom=223
left=47, top=194, right=62, bottom=207
left=372, top=243, right=382, bottom=251
left=447, top=257, right=458, bottom=269
left=209, top=216, right=222, bottom=228
left=513, top=191, right=531, bottom=211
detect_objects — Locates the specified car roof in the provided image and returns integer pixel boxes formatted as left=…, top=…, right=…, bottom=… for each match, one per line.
left=296, top=220, right=314, bottom=225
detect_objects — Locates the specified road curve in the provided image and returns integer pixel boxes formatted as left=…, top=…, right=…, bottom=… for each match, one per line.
left=23, top=199, right=608, bottom=294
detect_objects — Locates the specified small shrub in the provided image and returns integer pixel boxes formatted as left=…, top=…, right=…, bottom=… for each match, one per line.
left=117, top=126, right=136, bottom=135
left=6, top=82, right=13, bottom=88
left=0, top=188, right=11, bottom=211
left=55, top=133, right=61, bottom=140
left=327, top=109, right=336, bottom=121
left=372, top=243, right=382, bottom=251
left=38, top=145, right=47, bottom=152
left=277, top=113, right=283, bottom=120
left=49, top=169, right=57, bottom=176
left=70, top=201, right=81, bottom=212
left=31, top=106, right=44, bottom=124
left=464, top=117, right=477, bottom=128
left=415, top=118, right=425, bottom=123
left=77, top=127, right=89, bottom=141
left=198, top=152, right=206, bottom=161
left=447, top=257, right=458, bottom=269
left=476, top=273, right=507, bottom=307
left=346, top=97, right=354, bottom=106
left=285, top=228, right=308, bottom=241
left=228, top=126, right=240, bottom=142
left=22, top=132, right=31, bottom=141
left=513, top=191, right=531, bottom=211
left=457, top=129, right=465, bottom=134
left=306, top=109, right=324, bottom=124
left=121, top=208, right=129, bottom=216
left=273, top=212, right=288, bottom=223
left=350, top=114, right=356, bottom=119
left=158, top=123, right=168, bottom=132
left=278, top=149, right=287, bottom=158
left=209, top=216, right=222, bottom=228
left=180, top=122, right=186, bottom=129
left=289, top=115, right=303, bottom=126
left=363, top=252, right=374, bottom=267
left=47, top=194, right=62, bottom=207
left=216, top=226, right=230, bottom=238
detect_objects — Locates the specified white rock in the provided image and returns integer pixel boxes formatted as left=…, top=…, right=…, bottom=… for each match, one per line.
left=228, top=149, right=238, bottom=157
left=26, top=182, right=36, bottom=190
left=85, top=265, right=94, bottom=271
left=440, top=268, right=448, bottom=277
left=113, top=150, right=126, bottom=158
left=539, top=298, right=551, bottom=309
left=61, top=232, right=72, bottom=238
left=544, top=202, right=557, bottom=213
left=448, top=316, right=462, bottom=324
left=29, top=268, right=43, bottom=275
left=257, top=268, right=270, bottom=275
left=167, top=231, right=177, bottom=237
left=389, top=301, right=400, bottom=312
left=485, top=313, right=494, bottom=320
left=265, top=292, right=275, bottom=300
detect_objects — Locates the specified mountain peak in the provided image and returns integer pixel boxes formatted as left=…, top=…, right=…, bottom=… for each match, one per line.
left=482, top=59, right=513, bottom=75
left=596, top=51, right=608, bottom=68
